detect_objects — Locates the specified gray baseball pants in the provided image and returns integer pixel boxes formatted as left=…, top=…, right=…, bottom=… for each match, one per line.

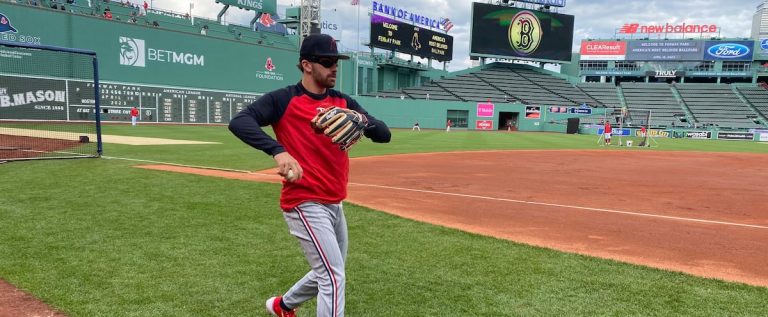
left=281, top=202, right=348, bottom=317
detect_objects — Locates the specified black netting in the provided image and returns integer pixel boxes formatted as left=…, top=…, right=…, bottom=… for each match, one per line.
left=0, top=43, right=100, bottom=161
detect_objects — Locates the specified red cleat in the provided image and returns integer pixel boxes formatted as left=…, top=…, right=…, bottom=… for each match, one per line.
left=266, top=296, right=296, bottom=317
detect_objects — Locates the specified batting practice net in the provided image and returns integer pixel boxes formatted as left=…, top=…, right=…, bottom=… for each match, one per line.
left=0, top=41, right=102, bottom=162
left=575, top=107, right=654, bottom=147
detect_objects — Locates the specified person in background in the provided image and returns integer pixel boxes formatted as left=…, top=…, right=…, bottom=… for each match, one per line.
left=130, top=106, right=139, bottom=126
left=603, top=120, right=612, bottom=145
left=412, top=121, right=421, bottom=131
left=446, top=119, right=452, bottom=132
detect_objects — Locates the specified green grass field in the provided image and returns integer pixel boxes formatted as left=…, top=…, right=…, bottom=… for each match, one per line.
left=1, top=125, right=767, bottom=316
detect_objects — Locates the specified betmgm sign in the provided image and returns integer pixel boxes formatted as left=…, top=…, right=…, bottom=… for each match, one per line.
left=119, top=37, right=205, bottom=68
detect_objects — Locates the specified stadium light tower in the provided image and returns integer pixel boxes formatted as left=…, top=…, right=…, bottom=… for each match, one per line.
left=300, top=0, right=321, bottom=40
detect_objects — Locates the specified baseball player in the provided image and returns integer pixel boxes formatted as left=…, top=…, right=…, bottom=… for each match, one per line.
left=229, top=34, right=391, bottom=317
left=130, top=106, right=139, bottom=126
left=604, top=120, right=612, bottom=145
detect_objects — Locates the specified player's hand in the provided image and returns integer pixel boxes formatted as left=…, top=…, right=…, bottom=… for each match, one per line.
left=273, top=152, right=302, bottom=182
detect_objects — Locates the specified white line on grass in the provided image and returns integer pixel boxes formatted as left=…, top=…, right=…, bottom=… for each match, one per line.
left=102, top=156, right=271, bottom=175
left=108, top=156, right=767, bottom=230
left=348, top=183, right=768, bottom=230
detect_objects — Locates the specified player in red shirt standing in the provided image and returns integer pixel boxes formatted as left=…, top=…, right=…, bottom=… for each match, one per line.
left=130, top=106, right=139, bottom=126
left=604, top=120, right=612, bottom=145
left=229, top=34, right=390, bottom=317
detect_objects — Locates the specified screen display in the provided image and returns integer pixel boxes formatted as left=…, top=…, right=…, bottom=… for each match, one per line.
left=470, top=3, right=574, bottom=62
left=370, top=14, right=454, bottom=61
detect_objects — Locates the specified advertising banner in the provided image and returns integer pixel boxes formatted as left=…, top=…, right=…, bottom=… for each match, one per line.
left=548, top=106, right=569, bottom=113
left=636, top=129, right=669, bottom=138
left=703, top=41, right=754, bottom=61
left=370, top=14, right=454, bottom=61
left=476, top=102, right=494, bottom=117
left=645, top=70, right=686, bottom=78
left=686, top=131, right=712, bottom=139
left=525, top=106, right=541, bottom=119
left=597, top=128, right=630, bottom=136
left=625, top=40, right=705, bottom=61
left=580, top=41, right=626, bottom=60
left=717, top=132, right=755, bottom=140
left=476, top=120, right=494, bottom=130
left=320, top=8, right=342, bottom=41
left=760, top=133, right=768, bottom=142
left=214, top=0, right=277, bottom=14
left=470, top=3, right=574, bottom=62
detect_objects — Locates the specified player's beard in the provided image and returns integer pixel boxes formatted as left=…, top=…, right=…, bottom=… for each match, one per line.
left=313, top=67, right=336, bottom=88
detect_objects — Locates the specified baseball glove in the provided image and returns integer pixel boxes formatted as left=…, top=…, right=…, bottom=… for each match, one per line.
left=311, top=106, right=368, bottom=151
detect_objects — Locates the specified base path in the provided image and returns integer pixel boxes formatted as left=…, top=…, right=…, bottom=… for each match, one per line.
left=0, top=280, right=66, bottom=317
left=137, top=150, right=768, bottom=287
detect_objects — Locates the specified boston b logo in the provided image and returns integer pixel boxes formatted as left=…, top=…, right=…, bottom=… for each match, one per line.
left=508, top=11, right=542, bottom=56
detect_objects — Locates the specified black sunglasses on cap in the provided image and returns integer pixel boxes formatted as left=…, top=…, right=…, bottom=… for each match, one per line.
left=305, top=56, right=339, bottom=68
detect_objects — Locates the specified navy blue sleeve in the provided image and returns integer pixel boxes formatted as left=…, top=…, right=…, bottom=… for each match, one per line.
left=228, top=89, right=290, bottom=156
left=345, top=95, right=391, bottom=143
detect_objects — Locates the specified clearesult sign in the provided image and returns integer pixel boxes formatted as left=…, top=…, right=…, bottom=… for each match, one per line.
left=580, top=41, right=626, bottom=60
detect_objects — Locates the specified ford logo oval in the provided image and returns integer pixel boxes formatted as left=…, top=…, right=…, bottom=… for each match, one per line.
left=707, top=43, right=750, bottom=58
left=762, top=39, right=768, bottom=50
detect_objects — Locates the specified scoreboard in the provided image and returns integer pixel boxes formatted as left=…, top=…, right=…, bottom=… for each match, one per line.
left=370, top=14, right=453, bottom=61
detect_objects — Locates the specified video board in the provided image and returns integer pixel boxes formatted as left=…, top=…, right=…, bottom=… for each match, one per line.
left=470, top=2, right=574, bottom=62
left=370, top=14, right=454, bottom=61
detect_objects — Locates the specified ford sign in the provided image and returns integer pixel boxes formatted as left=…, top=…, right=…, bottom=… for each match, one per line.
left=707, top=43, right=750, bottom=59
left=762, top=39, right=768, bottom=50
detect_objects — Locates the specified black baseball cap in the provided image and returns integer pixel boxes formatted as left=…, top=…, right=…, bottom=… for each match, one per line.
left=299, top=34, right=350, bottom=60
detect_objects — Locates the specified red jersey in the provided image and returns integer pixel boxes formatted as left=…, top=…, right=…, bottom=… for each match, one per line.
left=604, top=122, right=612, bottom=133
left=130, top=108, right=139, bottom=117
left=229, top=82, right=390, bottom=210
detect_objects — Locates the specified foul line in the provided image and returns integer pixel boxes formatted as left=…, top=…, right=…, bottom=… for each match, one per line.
left=109, top=156, right=767, bottom=230
left=102, top=156, right=263, bottom=174
left=349, top=183, right=768, bottom=230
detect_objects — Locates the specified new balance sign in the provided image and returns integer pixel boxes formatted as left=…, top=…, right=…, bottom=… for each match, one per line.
left=618, top=22, right=718, bottom=34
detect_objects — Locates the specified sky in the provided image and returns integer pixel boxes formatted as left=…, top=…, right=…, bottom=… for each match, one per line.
left=155, top=0, right=763, bottom=71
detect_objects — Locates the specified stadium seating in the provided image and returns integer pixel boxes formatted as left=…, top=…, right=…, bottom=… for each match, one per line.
left=19, top=0, right=295, bottom=50
left=620, top=83, right=685, bottom=127
left=675, top=84, right=763, bottom=129
left=576, top=83, right=621, bottom=108
left=736, top=86, right=768, bottom=120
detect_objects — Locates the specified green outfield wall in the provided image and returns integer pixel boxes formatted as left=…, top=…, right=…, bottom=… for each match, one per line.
left=0, top=3, right=298, bottom=92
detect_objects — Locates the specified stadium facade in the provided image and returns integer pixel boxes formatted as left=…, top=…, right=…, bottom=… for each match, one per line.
left=1, top=0, right=768, bottom=141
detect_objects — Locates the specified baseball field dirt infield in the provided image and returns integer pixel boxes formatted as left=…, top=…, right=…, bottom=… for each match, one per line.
left=137, top=150, right=768, bottom=287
